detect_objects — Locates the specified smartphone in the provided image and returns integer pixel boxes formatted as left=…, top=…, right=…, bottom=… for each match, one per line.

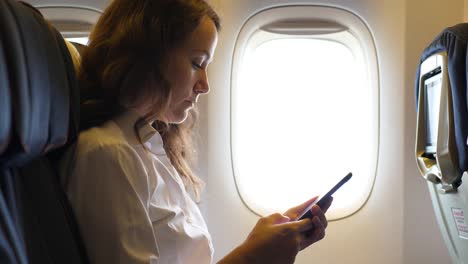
left=297, top=172, right=352, bottom=220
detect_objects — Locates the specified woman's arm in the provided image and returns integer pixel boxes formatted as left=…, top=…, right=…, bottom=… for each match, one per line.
left=218, top=197, right=332, bottom=264
left=66, top=143, right=159, bottom=263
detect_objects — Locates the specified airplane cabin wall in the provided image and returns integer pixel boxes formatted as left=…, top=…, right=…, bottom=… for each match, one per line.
left=465, top=1, right=468, bottom=21
left=202, top=0, right=463, bottom=263
left=24, top=0, right=108, bottom=10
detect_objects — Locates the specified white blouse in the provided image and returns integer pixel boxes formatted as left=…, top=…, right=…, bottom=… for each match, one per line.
left=62, top=110, right=213, bottom=264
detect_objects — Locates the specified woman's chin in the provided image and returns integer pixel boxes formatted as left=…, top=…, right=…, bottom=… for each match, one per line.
left=165, top=111, right=189, bottom=124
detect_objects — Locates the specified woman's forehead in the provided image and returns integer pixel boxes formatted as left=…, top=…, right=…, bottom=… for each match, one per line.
left=183, top=16, right=218, bottom=55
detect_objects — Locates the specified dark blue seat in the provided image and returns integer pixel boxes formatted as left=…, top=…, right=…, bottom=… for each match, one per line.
left=0, top=0, right=87, bottom=263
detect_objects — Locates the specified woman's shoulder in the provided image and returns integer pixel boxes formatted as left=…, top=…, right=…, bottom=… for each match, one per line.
left=76, top=120, right=130, bottom=155
left=60, top=120, right=142, bottom=190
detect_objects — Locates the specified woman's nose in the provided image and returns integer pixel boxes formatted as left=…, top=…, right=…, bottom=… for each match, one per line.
left=195, top=70, right=210, bottom=94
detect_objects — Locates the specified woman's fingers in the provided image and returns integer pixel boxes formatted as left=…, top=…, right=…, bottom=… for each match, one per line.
left=254, top=195, right=331, bottom=253
left=267, top=213, right=291, bottom=224
left=284, top=195, right=334, bottom=221
left=311, top=205, right=328, bottom=229
left=257, top=206, right=329, bottom=253
left=283, top=196, right=319, bottom=220
left=320, top=196, right=333, bottom=213
left=300, top=216, right=326, bottom=250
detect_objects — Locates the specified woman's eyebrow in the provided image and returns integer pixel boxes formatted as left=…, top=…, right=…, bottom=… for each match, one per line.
left=192, top=49, right=211, bottom=59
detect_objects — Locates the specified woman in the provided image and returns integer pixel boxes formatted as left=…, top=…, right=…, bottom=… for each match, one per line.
left=63, top=0, right=331, bottom=263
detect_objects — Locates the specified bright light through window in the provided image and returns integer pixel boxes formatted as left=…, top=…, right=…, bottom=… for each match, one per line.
left=65, top=37, right=89, bottom=46
left=233, top=32, right=378, bottom=220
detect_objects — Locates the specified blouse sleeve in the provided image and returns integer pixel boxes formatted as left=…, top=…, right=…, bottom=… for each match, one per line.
left=66, top=142, right=158, bottom=264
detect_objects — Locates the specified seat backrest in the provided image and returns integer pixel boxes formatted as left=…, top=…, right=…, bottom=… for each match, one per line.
left=415, top=23, right=468, bottom=179
left=0, top=0, right=87, bottom=263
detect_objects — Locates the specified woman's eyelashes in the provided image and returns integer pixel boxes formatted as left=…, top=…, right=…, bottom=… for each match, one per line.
left=191, top=56, right=208, bottom=69
left=192, top=61, right=203, bottom=69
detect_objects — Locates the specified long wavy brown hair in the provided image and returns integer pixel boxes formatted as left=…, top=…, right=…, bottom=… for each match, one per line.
left=78, top=0, right=220, bottom=200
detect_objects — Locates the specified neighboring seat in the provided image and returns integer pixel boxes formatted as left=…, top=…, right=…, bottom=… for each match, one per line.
left=415, top=23, right=468, bottom=177
left=0, top=0, right=87, bottom=263
left=414, top=23, right=468, bottom=264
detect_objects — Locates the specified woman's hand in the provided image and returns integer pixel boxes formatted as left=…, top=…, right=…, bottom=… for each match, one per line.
left=283, top=196, right=333, bottom=250
left=218, top=196, right=333, bottom=264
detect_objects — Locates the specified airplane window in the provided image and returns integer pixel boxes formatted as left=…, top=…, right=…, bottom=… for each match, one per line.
left=231, top=6, right=379, bottom=220
left=65, top=37, right=89, bottom=46
left=37, top=6, right=100, bottom=46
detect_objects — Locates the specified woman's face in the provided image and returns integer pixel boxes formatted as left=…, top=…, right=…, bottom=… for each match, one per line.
left=162, top=15, right=218, bottom=124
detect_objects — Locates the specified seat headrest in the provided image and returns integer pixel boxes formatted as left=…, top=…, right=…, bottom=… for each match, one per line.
left=0, top=0, right=79, bottom=167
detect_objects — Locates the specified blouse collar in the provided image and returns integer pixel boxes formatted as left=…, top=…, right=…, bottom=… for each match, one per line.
left=113, top=109, right=161, bottom=149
